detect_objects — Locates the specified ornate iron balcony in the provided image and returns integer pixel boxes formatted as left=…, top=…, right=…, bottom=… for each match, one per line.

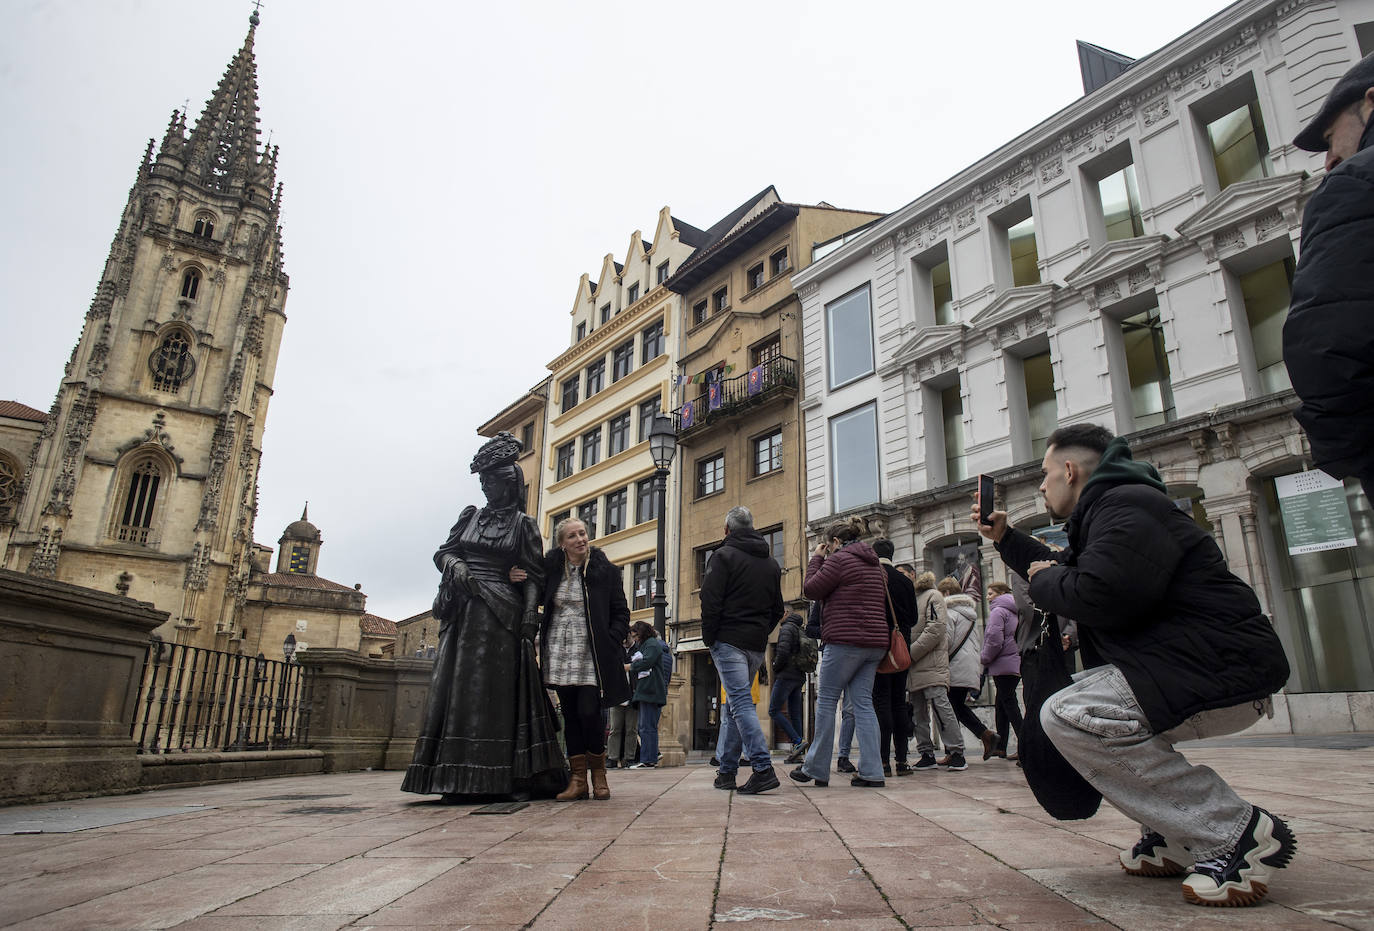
left=675, top=355, right=798, bottom=439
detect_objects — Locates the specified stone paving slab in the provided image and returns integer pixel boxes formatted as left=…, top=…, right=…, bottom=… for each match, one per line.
left=0, top=805, right=215, bottom=835
left=0, top=741, right=1369, bottom=928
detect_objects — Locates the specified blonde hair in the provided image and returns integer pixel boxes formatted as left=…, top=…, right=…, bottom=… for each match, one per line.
left=554, top=517, right=584, bottom=545
left=937, top=576, right=962, bottom=596
left=914, top=571, right=937, bottom=592
left=987, top=580, right=1011, bottom=598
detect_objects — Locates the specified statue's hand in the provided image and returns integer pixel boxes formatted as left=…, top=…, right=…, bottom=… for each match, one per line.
left=444, top=557, right=478, bottom=596
left=521, top=609, right=541, bottom=643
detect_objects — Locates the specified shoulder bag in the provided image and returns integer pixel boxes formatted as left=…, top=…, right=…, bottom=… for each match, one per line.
left=876, top=577, right=912, bottom=674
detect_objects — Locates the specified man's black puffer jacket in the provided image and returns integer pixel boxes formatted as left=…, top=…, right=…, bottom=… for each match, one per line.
left=996, top=440, right=1290, bottom=733
left=1284, top=116, right=1374, bottom=485
left=700, top=529, right=784, bottom=653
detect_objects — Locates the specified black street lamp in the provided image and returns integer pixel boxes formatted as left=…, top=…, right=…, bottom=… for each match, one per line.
left=274, top=634, right=297, bottom=746
left=648, top=414, right=677, bottom=637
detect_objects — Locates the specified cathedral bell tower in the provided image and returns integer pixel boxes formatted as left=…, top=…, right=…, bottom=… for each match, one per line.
left=3, top=10, right=290, bottom=649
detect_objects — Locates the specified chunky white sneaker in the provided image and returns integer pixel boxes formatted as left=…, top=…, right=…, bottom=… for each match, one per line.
left=1120, top=830, right=1191, bottom=877
left=1180, top=807, right=1297, bottom=907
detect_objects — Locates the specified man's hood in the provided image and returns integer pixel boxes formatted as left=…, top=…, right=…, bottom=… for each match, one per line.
left=1082, top=437, right=1167, bottom=496
left=724, top=529, right=770, bottom=558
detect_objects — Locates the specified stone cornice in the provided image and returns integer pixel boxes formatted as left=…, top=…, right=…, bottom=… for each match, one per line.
left=548, top=288, right=673, bottom=374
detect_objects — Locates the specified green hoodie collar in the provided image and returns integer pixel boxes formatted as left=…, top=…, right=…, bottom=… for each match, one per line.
left=1081, top=437, right=1167, bottom=495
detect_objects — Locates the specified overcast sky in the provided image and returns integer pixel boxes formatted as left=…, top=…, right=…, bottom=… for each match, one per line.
left=0, top=0, right=1234, bottom=621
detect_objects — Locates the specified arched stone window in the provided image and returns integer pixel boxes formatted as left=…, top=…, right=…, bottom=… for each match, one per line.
left=117, top=459, right=161, bottom=544
left=192, top=214, right=215, bottom=238
left=180, top=268, right=201, bottom=300
left=149, top=330, right=196, bottom=393
left=0, top=453, right=20, bottom=515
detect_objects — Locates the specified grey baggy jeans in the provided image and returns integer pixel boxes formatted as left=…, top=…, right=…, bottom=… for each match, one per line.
left=1041, top=664, right=1267, bottom=860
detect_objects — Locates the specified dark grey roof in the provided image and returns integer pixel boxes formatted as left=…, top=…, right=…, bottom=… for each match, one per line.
left=1077, top=40, right=1135, bottom=95
left=672, top=217, right=710, bottom=248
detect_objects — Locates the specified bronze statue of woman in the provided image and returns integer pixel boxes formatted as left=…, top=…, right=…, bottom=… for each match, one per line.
left=401, top=432, right=568, bottom=801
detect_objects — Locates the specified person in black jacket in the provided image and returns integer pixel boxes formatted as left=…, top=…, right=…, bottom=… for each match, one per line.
left=872, top=539, right=916, bottom=776
left=769, top=612, right=808, bottom=764
left=531, top=518, right=632, bottom=802
left=975, top=424, right=1294, bottom=908
left=702, top=505, right=784, bottom=795
left=1284, top=52, right=1374, bottom=502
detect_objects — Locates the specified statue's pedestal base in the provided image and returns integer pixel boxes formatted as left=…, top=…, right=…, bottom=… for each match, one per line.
left=658, top=673, right=689, bottom=767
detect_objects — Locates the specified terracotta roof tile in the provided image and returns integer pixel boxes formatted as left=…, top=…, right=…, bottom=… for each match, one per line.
left=360, top=613, right=397, bottom=635
left=0, top=400, right=48, bottom=423
left=258, top=572, right=359, bottom=593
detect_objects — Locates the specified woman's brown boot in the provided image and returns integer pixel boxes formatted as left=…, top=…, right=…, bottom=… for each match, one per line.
left=556, top=755, right=589, bottom=801
left=980, top=730, right=997, bottom=761
left=586, top=751, right=611, bottom=801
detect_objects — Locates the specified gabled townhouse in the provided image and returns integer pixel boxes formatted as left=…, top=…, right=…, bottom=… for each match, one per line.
left=792, top=0, right=1374, bottom=732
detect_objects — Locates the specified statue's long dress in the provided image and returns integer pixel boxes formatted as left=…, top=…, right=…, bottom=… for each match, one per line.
left=402, top=505, right=567, bottom=797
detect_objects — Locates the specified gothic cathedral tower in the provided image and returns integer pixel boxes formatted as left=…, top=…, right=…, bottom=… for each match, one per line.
left=3, top=11, right=289, bottom=650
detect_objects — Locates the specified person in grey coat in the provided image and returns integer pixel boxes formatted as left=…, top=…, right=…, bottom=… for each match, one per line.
left=938, top=577, right=996, bottom=761
left=908, top=572, right=966, bottom=771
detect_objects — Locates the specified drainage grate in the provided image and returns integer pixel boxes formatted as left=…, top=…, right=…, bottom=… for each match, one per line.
left=252, top=794, right=350, bottom=801
left=281, top=806, right=369, bottom=815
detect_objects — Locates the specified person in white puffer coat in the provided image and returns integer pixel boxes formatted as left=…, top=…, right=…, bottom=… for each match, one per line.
left=937, top=578, right=997, bottom=762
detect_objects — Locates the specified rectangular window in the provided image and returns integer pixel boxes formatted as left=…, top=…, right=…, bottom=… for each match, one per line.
left=556, top=441, right=575, bottom=480
left=608, top=410, right=631, bottom=455
left=656, top=261, right=670, bottom=284
left=1206, top=100, right=1269, bottom=191
left=605, top=488, right=628, bottom=535
left=551, top=510, right=570, bottom=532
left=754, top=428, right=782, bottom=476
left=1119, top=307, right=1175, bottom=430
left=830, top=403, right=879, bottom=511
left=632, top=558, right=656, bottom=610
left=576, top=321, right=586, bottom=342
left=586, top=359, right=605, bottom=397
left=627, top=282, right=640, bottom=304
left=697, top=453, right=724, bottom=497
left=578, top=500, right=598, bottom=539
left=770, top=248, right=789, bottom=277
left=692, top=299, right=708, bottom=325
left=1023, top=351, right=1057, bottom=460
left=912, top=244, right=954, bottom=328
left=1099, top=163, right=1144, bottom=242
left=712, top=287, right=727, bottom=312
left=636, top=476, right=658, bottom=523
left=638, top=397, right=660, bottom=442
left=1007, top=215, right=1040, bottom=287
left=826, top=285, right=875, bottom=389
left=1238, top=258, right=1294, bottom=394
left=520, top=422, right=534, bottom=452
left=600, top=304, right=611, bottom=324
left=641, top=320, right=664, bottom=363
left=931, top=260, right=954, bottom=325
left=560, top=375, right=579, bottom=412
left=942, top=385, right=968, bottom=483
left=612, top=340, right=634, bottom=382
left=747, top=263, right=765, bottom=291
left=696, top=545, right=719, bottom=585
left=581, top=427, right=602, bottom=469
left=760, top=526, right=785, bottom=568
left=751, top=335, right=781, bottom=367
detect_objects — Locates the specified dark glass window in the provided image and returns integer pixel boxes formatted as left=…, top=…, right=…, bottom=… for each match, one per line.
left=636, top=476, right=658, bottom=523
left=697, top=454, right=724, bottom=497
left=612, top=340, right=634, bottom=382
left=692, top=299, right=708, bottom=325
left=695, top=545, right=719, bottom=584
left=641, top=321, right=664, bottom=362
left=656, top=261, right=670, bottom=284
left=600, top=304, right=611, bottom=324
left=760, top=526, right=785, bottom=567
left=638, top=397, right=660, bottom=442
left=751, top=336, right=781, bottom=367
left=754, top=429, right=782, bottom=476
left=180, top=269, right=201, bottom=300
left=555, top=442, right=575, bottom=480
left=117, top=460, right=161, bottom=544
left=192, top=216, right=214, bottom=238
left=712, top=287, right=727, bottom=312
left=632, top=558, right=655, bottom=610
left=561, top=375, right=580, bottom=412
left=581, top=427, right=602, bottom=469
left=627, top=282, right=640, bottom=304
left=605, top=487, right=628, bottom=535
left=578, top=500, right=598, bottom=538
left=608, top=411, right=631, bottom=456
left=586, top=360, right=605, bottom=397
left=770, top=248, right=789, bottom=276
left=576, top=321, right=586, bottom=341
left=747, top=263, right=765, bottom=290
left=520, top=422, right=534, bottom=451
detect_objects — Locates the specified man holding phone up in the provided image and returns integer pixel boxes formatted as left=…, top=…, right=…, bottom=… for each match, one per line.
left=974, top=423, right=1294, bottom=908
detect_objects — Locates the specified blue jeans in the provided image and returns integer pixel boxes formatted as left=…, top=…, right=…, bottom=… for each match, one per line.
left=637, top=702, right=661, bottom=765
left=768, top=676, right=804, bottom=745
left=712, top=643, right=771, bottom=774
left=838, top=690, right=855, bottom=757
left=803, top=643, right=885, bottom=782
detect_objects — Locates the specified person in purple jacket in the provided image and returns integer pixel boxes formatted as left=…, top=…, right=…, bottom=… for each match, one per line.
left=979, top=580, right=1023, bottom=761
left=789, top=517, right=891, bottom=788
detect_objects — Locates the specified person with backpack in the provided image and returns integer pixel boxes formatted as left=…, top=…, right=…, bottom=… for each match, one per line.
left=702, top=505, right=786, bottom=795
left=769, top=611, right=810, bottom=764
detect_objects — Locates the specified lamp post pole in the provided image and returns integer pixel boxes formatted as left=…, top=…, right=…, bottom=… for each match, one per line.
left=274, top=634, right=297, bottom=747
left=647, top=414, right=678, bottom=638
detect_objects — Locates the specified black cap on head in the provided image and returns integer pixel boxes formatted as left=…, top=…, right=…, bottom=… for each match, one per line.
left=1294, top=52, right=1374, bottom=152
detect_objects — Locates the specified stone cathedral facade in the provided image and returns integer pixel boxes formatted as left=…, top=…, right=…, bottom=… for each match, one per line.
left=1, top=13, right=288, bottom=651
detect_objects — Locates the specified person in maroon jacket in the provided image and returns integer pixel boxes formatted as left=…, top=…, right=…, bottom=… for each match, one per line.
left=789, top=517, right=891, bottom=788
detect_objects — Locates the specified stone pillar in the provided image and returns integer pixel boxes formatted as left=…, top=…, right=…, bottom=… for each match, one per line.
left=0, top=568, right=166, bottom=803
left=296, top=648, right=402, bottom=773
left=660, top=669, right=689, bottom=766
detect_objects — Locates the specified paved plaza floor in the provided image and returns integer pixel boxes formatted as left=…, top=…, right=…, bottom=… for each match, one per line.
left=1, top=739, right=1372, bottom=929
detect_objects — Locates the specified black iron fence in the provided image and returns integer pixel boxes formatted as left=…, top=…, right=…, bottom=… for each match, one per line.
left=676, top=355, right=798, bottom=434
left=132, top=640, right=314, bottom=753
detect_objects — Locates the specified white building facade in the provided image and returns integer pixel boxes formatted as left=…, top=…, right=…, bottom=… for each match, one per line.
left=794, top=0, right=1374, bottom=731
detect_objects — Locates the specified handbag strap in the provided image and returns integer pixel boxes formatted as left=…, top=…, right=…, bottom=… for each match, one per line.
left=950, top=614, right=975, bottom=657
left=883, top=575, right=897, bottom=633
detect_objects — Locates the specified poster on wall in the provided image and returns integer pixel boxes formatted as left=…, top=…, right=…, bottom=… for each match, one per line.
left=1274, top=470, right=1357, bottom=555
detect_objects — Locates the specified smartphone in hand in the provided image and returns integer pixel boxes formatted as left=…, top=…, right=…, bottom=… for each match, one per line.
left=978, top=474, right=995, bottom=526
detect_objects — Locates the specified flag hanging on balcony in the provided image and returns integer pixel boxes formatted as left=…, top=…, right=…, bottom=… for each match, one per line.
left=708, top=382, right=723, bottom=410
left=747, top=365, right=763, bottom=396
left=680, top=402, right=695, bottom=429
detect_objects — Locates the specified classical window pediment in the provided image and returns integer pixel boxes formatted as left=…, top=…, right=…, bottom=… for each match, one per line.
left=1175, top=171, right=1308, bottom=262
left=888, top=323, right=967, bottom=381
left=1065, top=235, right=1169, bottom=311
left=968, top=283, right=1058, bottom=349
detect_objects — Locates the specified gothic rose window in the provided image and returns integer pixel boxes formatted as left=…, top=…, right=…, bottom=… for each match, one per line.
left=0, top=456, right=18, bottom=511
left=149, top=332, right=196, bottom=392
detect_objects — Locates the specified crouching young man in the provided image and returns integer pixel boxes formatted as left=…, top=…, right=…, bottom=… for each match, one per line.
left=974, top=423, right=1294, bottom=907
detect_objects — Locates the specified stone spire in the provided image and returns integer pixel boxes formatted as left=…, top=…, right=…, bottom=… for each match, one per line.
left=184, top=12, right=264, bottom=192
